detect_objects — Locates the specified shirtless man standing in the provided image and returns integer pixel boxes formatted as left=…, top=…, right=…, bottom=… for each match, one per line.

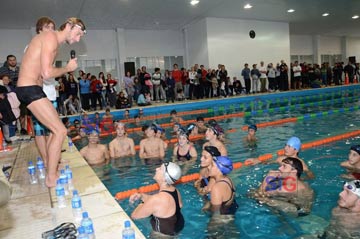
left=109, top=122, right=135, bottom=158
left=16, top=17, right=85, bottom=187
left=80, top=131, right=109, bottom=166
left=139, top=124, right=165, bottom=159
left=202, top=124, right=227, bottom=156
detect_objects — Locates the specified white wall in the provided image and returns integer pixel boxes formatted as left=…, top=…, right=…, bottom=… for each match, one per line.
left=346, top=37, right=360, bottom=61
left=290, top=35, right=313, bottom=55
left=124, top=29, right=184, bottom=57
left=0, top=29, right=32, bottom=62
left=206, top=18, right=290, bottom=78
left=184, top=18, right=209, bottom=68
left=319, top=36, right=341, bottom=55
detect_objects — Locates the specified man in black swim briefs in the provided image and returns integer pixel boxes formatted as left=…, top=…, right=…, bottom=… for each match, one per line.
left=16, top=17, right=86, bottom=187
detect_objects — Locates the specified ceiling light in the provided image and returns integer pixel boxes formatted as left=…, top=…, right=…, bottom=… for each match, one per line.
left=352, top=15, right=359, bottom=19
left=322, top=13, right=329, bottom=17
left=190, top=0, right=199, bottom=5
left=244, top=3, right=252, bottom=9
left=287, top=9, right=295, bottom=13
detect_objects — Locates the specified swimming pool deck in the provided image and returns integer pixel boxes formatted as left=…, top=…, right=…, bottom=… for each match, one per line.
left=0, top=139, right=145, bottom=239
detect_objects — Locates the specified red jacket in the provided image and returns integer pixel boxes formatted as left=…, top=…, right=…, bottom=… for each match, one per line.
left=90, top=79, right=102, bottom=93
left=172, top=69, right=183, bottom=83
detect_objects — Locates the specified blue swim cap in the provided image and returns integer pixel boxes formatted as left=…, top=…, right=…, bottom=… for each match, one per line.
left=248, top=124, right=257, bottom=131
left=286, top=137, right=301, bottom=151
left=213, top=156, right=233, bottom=175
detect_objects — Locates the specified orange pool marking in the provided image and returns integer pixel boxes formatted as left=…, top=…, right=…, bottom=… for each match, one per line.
left=241, top=117, right=298, bottom=131
left=114, top=129, right=360, bottom=200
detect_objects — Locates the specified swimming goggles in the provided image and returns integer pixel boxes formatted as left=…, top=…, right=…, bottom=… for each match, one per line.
left=344, top=180, right=360, bottom=197
left=42, top=222, right=77, bottom=239
left=164, top=162, right=177, bottom=183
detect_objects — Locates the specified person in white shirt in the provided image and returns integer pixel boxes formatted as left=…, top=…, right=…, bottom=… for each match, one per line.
left=293, top=61, right=302, bottom=90
left=259, top=61, right=268, bottom=93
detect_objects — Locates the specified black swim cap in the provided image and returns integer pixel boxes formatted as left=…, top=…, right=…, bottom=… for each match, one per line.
left=204, top=146, right=221, bottom=157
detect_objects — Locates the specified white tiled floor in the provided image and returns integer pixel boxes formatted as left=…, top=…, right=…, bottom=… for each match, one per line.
left=0, top=139, right=145, bottom=239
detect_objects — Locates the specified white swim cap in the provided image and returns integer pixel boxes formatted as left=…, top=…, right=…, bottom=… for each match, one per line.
left=163, top=162, right=182, bottom=185
left=344, top=180, right=360, bottom=197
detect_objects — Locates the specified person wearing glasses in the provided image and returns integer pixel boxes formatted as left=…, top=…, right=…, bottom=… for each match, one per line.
left=316, top=180, right=360, bottom=238
left=15, top=17, right=86, bottom=187
left=130, top=162, right=184, bottom=236
left=80, top=130, right=109, bottom=166
left=254, top=157, right=314, bottom=217
left=341, top=145, right=360, bottom=180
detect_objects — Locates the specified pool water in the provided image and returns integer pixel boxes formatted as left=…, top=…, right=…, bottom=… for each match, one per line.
left=76, top=89, right=360, bottom=238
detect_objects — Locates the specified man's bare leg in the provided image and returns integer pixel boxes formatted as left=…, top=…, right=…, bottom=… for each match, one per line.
left=35, top=135, right=48, bottom=167
left=28, top=98, right=67, bottom=187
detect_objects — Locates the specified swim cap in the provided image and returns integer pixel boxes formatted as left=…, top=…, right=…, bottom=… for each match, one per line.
left=350, top=145, right=360, bottom=155
left=286, top=137, right=301, bottom=151
left=187, top=123, right=196, bottom=132
left=153, top=123, right=164, bottom=133
left=207, top=119, right=218, bottom=127
left=207, top=124, right=222, bottom=136
left=163, top=162, right=182, bottom=184
left=344, top=180, right=360, bottom=197
left=248, top=124, right=257, bottom=131
left=170, top=109, right=177, bottom=115
left=213, top=156, right=233, bottom=175
left=204, top=146, right=221, bottom=157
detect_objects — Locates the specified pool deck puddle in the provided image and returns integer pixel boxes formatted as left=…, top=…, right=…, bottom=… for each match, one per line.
left=0, top=139, right=145, bottom=239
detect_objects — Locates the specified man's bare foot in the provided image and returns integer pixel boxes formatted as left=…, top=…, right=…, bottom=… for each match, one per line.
left=45, top=174, right=58, bottom=188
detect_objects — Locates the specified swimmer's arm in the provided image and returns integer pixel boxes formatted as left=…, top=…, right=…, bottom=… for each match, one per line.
left=158, top=139, right=165, bottom=158
left=303, top=170, right=315, bottom=180
left=190, top=146, right=198, bottom=158
left=209, top=185, right=223, bottom=213
left=172, top=145, right=178, bottom=157
left=103, top=145, right=110, bottom=164
left=129, top=139, right=136, bottom=156
left=109, top=141, right=115, bottom=159
left=139, top=140, right=146, bottom=159
left=262, top=198, right=299, bottom=217
left=40, top=33, right=76, bottom=80
left=131, top=193, right=156, bottom=219
left=220, top=145, right=228, bottom=156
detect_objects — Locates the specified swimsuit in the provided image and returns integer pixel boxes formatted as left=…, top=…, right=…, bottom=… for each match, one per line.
left=15, top=85, right=47, bottom=106
left=150, top=189, right=185, bottom=236
left=177, top=145, right=192, bottom=161
left=217, top=179, right=238, bottom=215
left=352, top=172, right=360, bottom=179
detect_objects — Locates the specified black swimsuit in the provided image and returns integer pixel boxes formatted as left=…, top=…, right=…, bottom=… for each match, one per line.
left=150, top=189, right=185, bottom=236
left=217, top=179, right=238, bottom=215
left=15, top=85, right=47, bottom=106
left=177, top=145, right=192, bottom=161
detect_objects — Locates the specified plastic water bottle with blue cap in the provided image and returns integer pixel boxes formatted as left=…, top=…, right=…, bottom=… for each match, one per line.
left=65, top=165, right=74, bottom=191
left=77, top=226, right=89, bottom=239
left=28, top=161, right=38, bottom=184
left=122, top=220, right=135, bottom=239
left=68, top=137, right=73, bottom=152
left=72, top=190, right=83, bottom=223
left=55, top=179, right=66, bottom=208
left=36, top=157, right=46, bottom=180
left=59, top=169, right=69, bottom=196
left=81, top=212, right=95, bottom=239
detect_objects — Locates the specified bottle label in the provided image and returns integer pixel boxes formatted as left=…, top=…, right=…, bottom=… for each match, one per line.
left=84, top=224, right=94, bottom=234
left=56, top=187, right=65, bottom=196
left=28, top=166, right=35, bottom=175
left=60, top=175, right=68, bottom=184
left=66, top=171, right=73, bottom=179
left=37, top=163, right=44, bottom=169
left=72, top=199, right=82, bottom=209
left=123, top=232, right=135, bottom=239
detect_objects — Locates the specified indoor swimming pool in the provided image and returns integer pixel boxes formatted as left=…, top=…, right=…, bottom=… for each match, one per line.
left=74, top=85, right=360, bottom=238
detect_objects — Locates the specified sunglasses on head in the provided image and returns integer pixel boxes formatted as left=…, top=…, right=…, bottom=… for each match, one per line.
left=164, top=162, right=177, bottom=183
left=344, top=181, right=360, bottom=192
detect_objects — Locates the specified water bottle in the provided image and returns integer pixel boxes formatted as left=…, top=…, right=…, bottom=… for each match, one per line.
left=81, top=212, right=95, bottom=239
left=56, top=179, right=66, bottom=208
left=122, top=220, right=135, bottom=239
left=59, top=169, right=69, bottom=196
left=68, top=137, right=74, bottom=152
left=77, top=226, right=89, bottom=239
left=65, top=165, right=74, bottom=190
left=28, top=161, right=38, bottom=184
left=72, top=190, right=83, bottom=223
left=36, top=157, right=46, bottom=180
